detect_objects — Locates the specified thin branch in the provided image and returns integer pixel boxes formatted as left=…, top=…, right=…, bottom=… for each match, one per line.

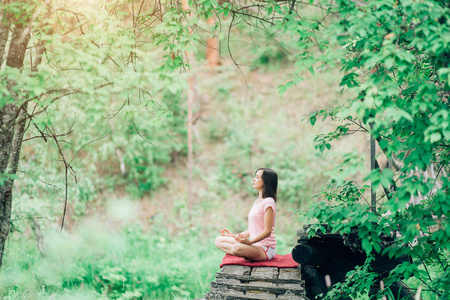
left=61, top=20, right=90, bottom=37
left=106, top=97, right=128, bottom=120
left=10, top=216, right=56, bottom=223
left=10, top=82, right=114, bottom=124
left=289, top=0, right=296, bottom=14
left=47, top=126, right=76, bottom=233
left=408, top=241, right=434, bottom=284
left=131, top=117, right=153, bottom=145
left=90, top=40, right=124, bottom=71
left=55, top=8, right=86, bottom=35
left=229, top=9, right=275, bottom=26
left=69, top=131, right=112, bottom=165
left=427, top=164, right=444, bottom=199
left=138, top=89, right=157, bottom=116
left=22, top=129, right=72, bottom=142
left=17, top=170, right=63, bottom=190
left=136, top=0, right=146, bottom=22
left=55, top=8, right=86, bottom=17
left=227, top=13, right=249, bottom=88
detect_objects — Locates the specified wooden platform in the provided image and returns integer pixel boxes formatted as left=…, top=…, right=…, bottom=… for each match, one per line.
left=205, top=265, right=309, bottom=299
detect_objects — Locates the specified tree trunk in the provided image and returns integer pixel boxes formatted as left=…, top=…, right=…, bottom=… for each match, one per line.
left=206, top=17, right=220, bottom=72
left=0, top=3, right=33, bottom=267
left=0, top=184, right=13, bottom=267
left=0, top=0, right=13, bottom=66
left=187, top=75, right=195, bottom=212
left=182, top=0, right=196, bottom=213
left=0, top=104, right=28, bottom=268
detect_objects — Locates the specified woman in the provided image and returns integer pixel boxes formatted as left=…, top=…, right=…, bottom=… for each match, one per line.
left=215, top=167, right=278, bottom=261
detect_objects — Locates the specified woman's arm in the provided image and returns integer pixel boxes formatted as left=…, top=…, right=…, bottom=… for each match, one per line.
left=235, top=207, right=273, bottom=245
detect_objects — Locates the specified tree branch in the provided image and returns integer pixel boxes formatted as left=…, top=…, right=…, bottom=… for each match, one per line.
left=17, top=170, right=63, bottom=190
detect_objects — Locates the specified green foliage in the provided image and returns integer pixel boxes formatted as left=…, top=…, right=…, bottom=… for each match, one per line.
left=275, top=0, right=450, bottom=298
left=277, top=167, right=306, bottom=207
left=194, top=0, right=450, bottom=298
left=0, top=173, right=17, bottom=186
left=97, top=90, right=187, bottom=197
left=217, top=124, right=255, bottom=193
left=323, top=256, right=378, bottom=300
left=254, top=47, right=286, bottom=67
left=0, top=218, right=221, bottom=299
left=3, top=0, right=449, bottom=299
left=247, top=24, right=295, bottom=70
left=1, top=0, right=191, bottom=218
left=11, top=88, right=187, bottom=234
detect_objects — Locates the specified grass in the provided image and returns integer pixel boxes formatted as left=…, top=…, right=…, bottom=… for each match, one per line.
left=1, top=188, right=305, bottom=300
left=1, top=214, right=222, bottom=299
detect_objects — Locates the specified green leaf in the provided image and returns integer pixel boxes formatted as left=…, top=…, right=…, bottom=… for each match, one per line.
left=429, top=132, right=442, bottom=143
left=277, top=81, right=294, bottom=96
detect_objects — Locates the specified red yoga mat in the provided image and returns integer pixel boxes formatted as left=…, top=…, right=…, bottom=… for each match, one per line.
left=220, top=253, right=299, bottom=268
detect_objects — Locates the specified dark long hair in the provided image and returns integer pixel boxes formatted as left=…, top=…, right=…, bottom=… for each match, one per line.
left=257, top=168, right=278, bottom=202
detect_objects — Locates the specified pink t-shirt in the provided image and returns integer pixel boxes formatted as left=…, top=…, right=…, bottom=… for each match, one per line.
left=248, top=197, right=276, bottom=248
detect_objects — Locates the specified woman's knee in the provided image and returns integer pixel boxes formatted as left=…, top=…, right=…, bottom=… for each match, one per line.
left=230, top=243, right=244, bottom=256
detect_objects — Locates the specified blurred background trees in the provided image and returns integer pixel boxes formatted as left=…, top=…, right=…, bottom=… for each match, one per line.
left=0, top=0, right=188, bottom=265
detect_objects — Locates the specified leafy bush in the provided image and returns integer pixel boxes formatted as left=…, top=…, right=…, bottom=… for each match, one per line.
left=286, top=0, right=450, bottom=298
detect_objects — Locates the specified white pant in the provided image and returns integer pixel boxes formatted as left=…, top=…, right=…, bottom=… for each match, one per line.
left=257, top=244, right=276, bottom=260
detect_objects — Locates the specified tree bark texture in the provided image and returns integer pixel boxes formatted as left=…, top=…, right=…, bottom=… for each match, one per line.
left=6, top=19, right=30, bottom=69
left=206, top=17, right=219, bottom=72
left=187, top=74, right=195, bottom=211
left=0, top=3, right=34, bottom=268
left=0, top=105, right=28, bottom=267
left=0, top=0, right=13, bottom=67
left=182, top=0, right=196, bottom=212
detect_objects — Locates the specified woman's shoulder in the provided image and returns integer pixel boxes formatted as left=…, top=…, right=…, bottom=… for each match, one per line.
left=263, top=197, right=276, bottom=204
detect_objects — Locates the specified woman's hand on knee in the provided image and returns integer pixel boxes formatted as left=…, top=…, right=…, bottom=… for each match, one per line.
left=235, top=234, right=251, bottom=245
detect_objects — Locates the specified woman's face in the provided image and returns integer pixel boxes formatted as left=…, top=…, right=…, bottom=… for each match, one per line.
left=252, top=170, right=264, bottom=191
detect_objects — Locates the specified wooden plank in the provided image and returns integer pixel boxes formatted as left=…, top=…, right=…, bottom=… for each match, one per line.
left=276, top=293, right=309, bottom=300
left=221, top=265, right=251, bottom=276
left=206, top=292, right=308, bottom=300
left=210, top=281, right=306, bottom=296
left=206, top=288, right=276, bottom=300
left=248, top=280, right=275, bottom=287
left=279, top=267, right=301, bottom=280
left=250, top=267, right=278, bottom=279
left=245, top=291, right=277, bottom=299
left=279, top=283, right=305, bottom=290
left=205, top=290, right=243, bottom=300
left=205, top=292, right=283, bottom=300
left=209, top=266, right=307, bottom=299
left=215, top=278, right=241, bottom=285
left=215, top=272, right=304, bottom=285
